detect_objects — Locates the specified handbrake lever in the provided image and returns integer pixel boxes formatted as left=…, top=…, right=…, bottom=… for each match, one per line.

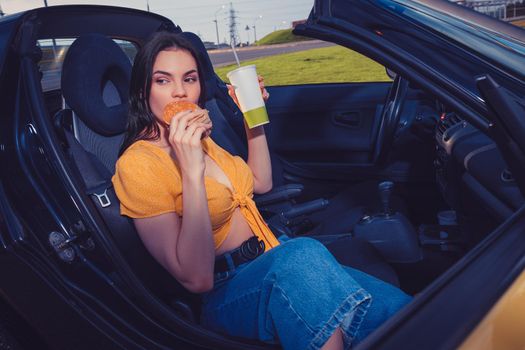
left=279, top=198, right=329, bottom=224
left=266, top=198, right=329, bottom=238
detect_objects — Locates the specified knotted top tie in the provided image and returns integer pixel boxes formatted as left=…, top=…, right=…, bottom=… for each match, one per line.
left=113, top=137, right=281, bottom=252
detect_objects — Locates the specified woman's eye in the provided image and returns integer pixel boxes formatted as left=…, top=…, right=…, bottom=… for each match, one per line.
left=185, top=76, right=198, bottom=83
left=155, top=78, right=169, bottom=84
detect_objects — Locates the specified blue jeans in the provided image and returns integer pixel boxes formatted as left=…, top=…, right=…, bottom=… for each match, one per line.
left=201, top=237, right=411, bottom=349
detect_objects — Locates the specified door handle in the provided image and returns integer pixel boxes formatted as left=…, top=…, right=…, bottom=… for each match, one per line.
left=334, top=111, right=361, bottom=128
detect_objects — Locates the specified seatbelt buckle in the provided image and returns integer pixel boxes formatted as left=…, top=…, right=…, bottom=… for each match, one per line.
left=93, top=188, right=111, bottom=208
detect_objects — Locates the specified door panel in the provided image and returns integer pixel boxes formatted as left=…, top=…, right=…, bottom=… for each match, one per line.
left=266, top=82, right=390, bottom=165
left=265, top=81, right=437, bottom=187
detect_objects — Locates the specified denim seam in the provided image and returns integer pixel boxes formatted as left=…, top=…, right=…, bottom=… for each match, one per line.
left=269, top=282, right=317, bottom=338
left=307, top=288, right=372, bottom=350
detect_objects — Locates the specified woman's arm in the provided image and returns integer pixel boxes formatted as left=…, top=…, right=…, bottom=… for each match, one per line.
left=134, top=175, right=214, bottom=293
left=244, top=123, right=272, bottom=194
left=133, top=112, right=215, bottom=293
left=229, top=76, right=273, bottom=194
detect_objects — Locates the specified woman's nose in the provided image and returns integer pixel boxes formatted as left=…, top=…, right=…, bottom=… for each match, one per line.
left=171, top=82, right=186, bottom=98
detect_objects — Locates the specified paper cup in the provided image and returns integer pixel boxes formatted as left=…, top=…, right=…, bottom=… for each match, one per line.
left=226, top=65, right=269, bottom=129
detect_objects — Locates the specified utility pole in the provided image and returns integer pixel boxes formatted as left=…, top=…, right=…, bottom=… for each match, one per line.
left=0, top=1, right=4, bottom=16
left=43, top=0, right=48, bottom=6
left=253, top=15, right=262, bottom=44
left=213, top=5, right=225, bottom=46
left=228, top=2, right=239, bottom=47
left=146, top=0, right=150, bottom=12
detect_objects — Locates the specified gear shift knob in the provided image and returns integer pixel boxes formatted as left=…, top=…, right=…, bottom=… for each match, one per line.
left=378, top=181, right=394, bottom=215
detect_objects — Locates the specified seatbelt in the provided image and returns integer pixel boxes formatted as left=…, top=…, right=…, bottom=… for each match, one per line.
left=63, top=128, right=138, bottom=250
left=64, top=130, right=113, bottom=208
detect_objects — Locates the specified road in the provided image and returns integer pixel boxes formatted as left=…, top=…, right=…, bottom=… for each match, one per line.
left=40, top=40, right=335, bottom=91
left=209, top=40, right=335, bottom=67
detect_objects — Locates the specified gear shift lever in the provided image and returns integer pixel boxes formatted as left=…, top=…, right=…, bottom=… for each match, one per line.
left=354, top=181, right=422, bottom=263
left=378, top=181, right=394, bottom=216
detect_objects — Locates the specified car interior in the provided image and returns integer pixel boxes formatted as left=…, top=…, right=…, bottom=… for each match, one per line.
left=26, top=9, right=524, bottom=346
left=55, top=31, right=400, bottom=314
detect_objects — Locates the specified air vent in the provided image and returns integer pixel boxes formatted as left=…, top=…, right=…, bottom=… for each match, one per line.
left=436, top=113, right=463, bottom=141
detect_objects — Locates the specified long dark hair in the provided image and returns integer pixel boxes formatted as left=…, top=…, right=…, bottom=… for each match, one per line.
left=119, top=31, right=207, bottom=155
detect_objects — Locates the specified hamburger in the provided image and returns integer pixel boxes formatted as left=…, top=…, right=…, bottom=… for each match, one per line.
left=162, top=101, right=199, bottom=125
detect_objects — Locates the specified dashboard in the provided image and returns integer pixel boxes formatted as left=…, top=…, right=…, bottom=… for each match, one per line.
left=434, top=112, right=523, bottom=222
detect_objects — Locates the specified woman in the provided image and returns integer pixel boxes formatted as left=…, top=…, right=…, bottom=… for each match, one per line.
left=112, top=31, right=410, bottom=350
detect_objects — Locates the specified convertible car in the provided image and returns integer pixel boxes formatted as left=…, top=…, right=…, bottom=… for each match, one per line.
left=0, top=0, right=524, bottom=349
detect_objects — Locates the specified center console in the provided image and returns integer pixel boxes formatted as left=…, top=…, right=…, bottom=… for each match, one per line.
left=353, top=182, right=423, bottom=263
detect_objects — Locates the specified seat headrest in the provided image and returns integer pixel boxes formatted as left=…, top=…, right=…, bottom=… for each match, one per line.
left=61, top=34, right=132, bottom=136
left=179, top=32, right=217, bottom=99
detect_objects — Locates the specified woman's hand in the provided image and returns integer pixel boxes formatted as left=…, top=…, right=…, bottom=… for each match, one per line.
left=165, top=107, right=213, bottom=139
left=187, top=108, right=213, bottom=139
left=167, top=110, right=212, bottom=178
left=227, top=75, right=269, bottom=109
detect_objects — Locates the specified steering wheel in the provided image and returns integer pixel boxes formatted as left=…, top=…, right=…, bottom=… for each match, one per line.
left=373, top=75, right=409, bottom=164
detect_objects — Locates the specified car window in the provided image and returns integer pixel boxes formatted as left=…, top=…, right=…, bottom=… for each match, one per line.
left=214, top=43, right=391, bottom=86
left=37, top=38, right=138, bottom=92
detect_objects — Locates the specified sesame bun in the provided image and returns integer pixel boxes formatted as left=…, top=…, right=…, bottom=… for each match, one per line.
left=162, top=101, right=199, bottom=124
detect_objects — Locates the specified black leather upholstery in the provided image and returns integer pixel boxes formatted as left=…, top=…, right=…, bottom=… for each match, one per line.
left=60, top=34, right=202, bottom=317
left=61, top=33, right=130, bottom=136
left=61, top=33, right=130, bottom=174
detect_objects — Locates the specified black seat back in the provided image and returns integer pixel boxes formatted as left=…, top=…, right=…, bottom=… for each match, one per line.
left=61, top=33, right=130, bottom=174
left=60, top=33, right=200, bottom=317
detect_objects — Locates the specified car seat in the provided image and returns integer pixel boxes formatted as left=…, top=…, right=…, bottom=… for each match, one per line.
left=179, top=32, right=384, bottom=237
left=57, top=33, right=399, bottom=322
left=58, top=33, right=201, bottom=321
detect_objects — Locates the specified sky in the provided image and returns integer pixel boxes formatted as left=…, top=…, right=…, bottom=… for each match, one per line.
left=0, top=0, right=314, bottom=44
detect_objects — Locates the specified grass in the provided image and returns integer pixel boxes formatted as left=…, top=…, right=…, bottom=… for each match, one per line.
left=255, top=29, right=313, bottom=46
left=215, top=46, right=391, bottom=86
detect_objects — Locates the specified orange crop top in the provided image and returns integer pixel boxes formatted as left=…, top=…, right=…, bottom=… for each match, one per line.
left=112, top=137, right=280, bottom=252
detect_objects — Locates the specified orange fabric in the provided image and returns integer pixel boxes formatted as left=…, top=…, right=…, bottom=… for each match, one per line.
left=112, top=137, right=280, bottom=251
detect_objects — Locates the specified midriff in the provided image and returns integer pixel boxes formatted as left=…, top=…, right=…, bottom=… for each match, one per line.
left=215, top=207, right=255, bottom=256
left=152, top=141, right=263, bottom=255
left=145, top=141, right=272, bottom=256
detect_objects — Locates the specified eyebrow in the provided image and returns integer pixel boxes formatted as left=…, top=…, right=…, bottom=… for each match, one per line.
left=152, top=69, right=198, bottom=77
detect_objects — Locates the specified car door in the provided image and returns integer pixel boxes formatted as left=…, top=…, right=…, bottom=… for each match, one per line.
left=264, top=43, right=437, bottom=195
left=267, top=79, right=390, bottom=167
